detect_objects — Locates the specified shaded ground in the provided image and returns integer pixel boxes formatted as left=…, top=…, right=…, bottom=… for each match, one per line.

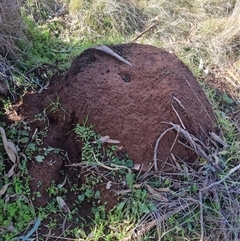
left=16, top=43, right=218, bottom=239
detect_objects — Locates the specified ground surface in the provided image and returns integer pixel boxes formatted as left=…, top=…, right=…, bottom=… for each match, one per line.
left=18, top=43, right=218, bottom=239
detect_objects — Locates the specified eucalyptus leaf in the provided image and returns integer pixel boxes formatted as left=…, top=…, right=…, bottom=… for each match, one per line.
left=0, top=183, right=10, bottom=196
left=0, top=126, right=19, bottom=163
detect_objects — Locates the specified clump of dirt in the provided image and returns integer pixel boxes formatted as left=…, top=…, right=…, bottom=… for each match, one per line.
left=20, top=43, right=216, bottom=235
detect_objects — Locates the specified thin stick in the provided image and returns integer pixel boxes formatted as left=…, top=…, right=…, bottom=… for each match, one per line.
left=200, top=163, right=240, bottom=191
left=172, top=95, right=185, bottom=110
left=184, top=77, right=214, bottom=125
left=131, top=22, right=157, bottom=42
left=199, top=191, right=204, bottom=241
left=164, top=122, right=223, bottom=173
left=154, top=127, right=175, bottom=171
left=92, top=151, right=132, bottom=173
left=169, top=132, right=179, bottom=154
left=171, top=104, right=186, bottom=129
left=209, top=132, right=228, bottom=148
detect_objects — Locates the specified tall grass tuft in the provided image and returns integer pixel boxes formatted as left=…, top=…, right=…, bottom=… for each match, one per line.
left=0, top=0, right=26, bottom=58
left=67, top=0, right=146, bottom=41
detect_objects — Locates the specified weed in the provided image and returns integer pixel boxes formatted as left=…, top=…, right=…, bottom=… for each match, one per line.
left=46, top=180, right=59, bottom=197
left=45, top=95, right=70, bottom=117
left=73, top=122, right=158, bottom=239
left=116, top=187, right=156, bottom=220
left=0, top=124, right=36, bottom=240
left=0, top=198, right=35, bottom=240
left=46, top=217, right=57, bottom=229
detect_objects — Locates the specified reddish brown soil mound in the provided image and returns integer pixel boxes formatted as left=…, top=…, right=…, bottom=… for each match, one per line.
left=21, top=43, right=216, bottom=205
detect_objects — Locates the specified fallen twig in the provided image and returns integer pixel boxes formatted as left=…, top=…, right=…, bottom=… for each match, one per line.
left=200, top=163, right=240, bottom=191
left=171, top=122, right=221, bottom=172
left=122, top=201, right=196, bottom=241
left=92, top=151, right=132, bottom=173
left=154, top=126, right=175, bottom=171
left=131, top=22, right=157, bottom=42
left=171, top=104, right=186, bottom=129
left=154, top=122, right=223, bottom=172
left=199, top=191, right=204, bottom=241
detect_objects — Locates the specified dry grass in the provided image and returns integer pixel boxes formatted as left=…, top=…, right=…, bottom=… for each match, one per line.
left=0, top=0, right=25, bottom=58
left=139, top=0, right=239, bottom=65
left=0, top=0, right=27, bottom=96
left=125, top=162, right=240, bottom=241
left=140, top=101, right=239, bottom=240
left=67, top=0, right=146, bottom=41
left=135, top=0, right=240, bottom=99
left=22, top=0, right=60, bottom=22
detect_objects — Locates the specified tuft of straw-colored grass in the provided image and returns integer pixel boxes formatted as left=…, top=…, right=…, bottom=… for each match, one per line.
left=135, top=0, right=239, bottom=101
left=0, top=0, right=28, bottom=96
left=22, top=0, right=58, bottom=23
left=67, top=0, right=146, bottom=41
left=0, top=0, right=26, bottom=58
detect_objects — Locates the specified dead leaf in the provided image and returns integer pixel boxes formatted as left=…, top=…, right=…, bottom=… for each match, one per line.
left=0, top=126, right=19, bottom=163
left=132, top=164, right=141, bottom=170
left=92, top=135, right=121, bottom=144
left=133, top=183, right=143, bottom=189
left=62, top=215, right=68, bottom=234
left=146, top=184, right=169, bottom=202
left=87, top=231, right=94, bottom=238
left=155, top=187, right=170, bottom=192
left=10, top=194, right=30, bottom=203
left=209, top=132, right=228, bottom=148
left=106, top=181, right=112, bottom=190
left=117, top=145, right=124, bottom=150
left=56, top=196, right=70, bottom=213
left=57, top=176, right=67, bottom=189
left=0, top=183, right=10, bottom=196
left=227, top=69, right=239, bottom=82
left=5, top=221, right=15, bottom=232
left=114, top=189, right=132, bottom=195
left=6, top=164, right=16, bottom=178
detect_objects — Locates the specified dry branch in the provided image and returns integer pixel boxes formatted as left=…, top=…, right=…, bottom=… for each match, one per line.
left=154, top=126, right=175, bottom=171
left=200, top=163, right=240, bottom=191
left=199, top=191, right=204, bottom=241
left=131, top=22, right=157, bottom=42
left=154, top=122, right=223, bottom=173
left=123, top=201, right=196, bottom=241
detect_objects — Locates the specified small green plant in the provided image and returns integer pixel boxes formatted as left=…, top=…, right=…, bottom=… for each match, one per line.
left=0, top=198, right=35, bottom=241
left=73, top=121, right=158, bottom=239
left=46, top=180, right=59, bottom=196
left=115, top=188, right=156, bottom=220
left=0, top=123, right=38, bottom=240
left=46, top=217, right=57, bottom=229
left=45, top=95, right=70, bottom=116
